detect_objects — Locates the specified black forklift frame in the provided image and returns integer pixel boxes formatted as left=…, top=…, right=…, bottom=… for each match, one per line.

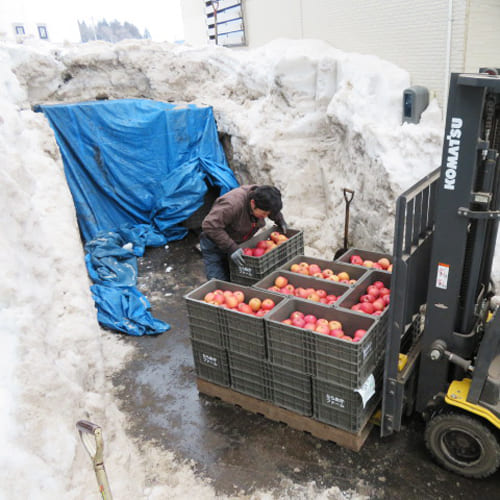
left=381, top=72, right=500, bottom=437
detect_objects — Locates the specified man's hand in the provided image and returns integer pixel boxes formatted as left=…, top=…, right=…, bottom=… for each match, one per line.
left=279, top=221, right=288, bottom=235
left=230, top=248, right=245, bottom=267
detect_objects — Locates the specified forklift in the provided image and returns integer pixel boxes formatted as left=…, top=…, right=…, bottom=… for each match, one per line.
left=381, top=70, right=500, bottom=478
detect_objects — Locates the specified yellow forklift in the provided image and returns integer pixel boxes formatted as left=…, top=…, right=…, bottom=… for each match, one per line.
left=381, top=70, right=500, bottom=478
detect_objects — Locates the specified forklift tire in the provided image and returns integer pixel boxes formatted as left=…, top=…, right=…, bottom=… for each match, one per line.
left=425, top=412, right=500, bottom=478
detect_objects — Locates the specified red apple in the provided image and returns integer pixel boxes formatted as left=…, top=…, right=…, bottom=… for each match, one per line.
left=315, top=324, right=330, bottom=335
left=261, top=298, right=275, bottom=310
left=360, top=302, right=375, bottom=314
left=242, top=248, right=254, bottom=256
left=366, top=285, right=380, bottom=298
left=253, top=248, right=265, bottom=257
left=304, top=314, right=317, bottom=324
left=233, top=291, right=245, bottom=303
left=350, top=255, right=363, bottom=265
left=378, top=257, right=391, bottom=270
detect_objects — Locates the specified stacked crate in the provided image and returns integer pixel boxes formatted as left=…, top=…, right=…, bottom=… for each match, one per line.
left=229, top=226, right=304, bottom=285
left=186, top=246, right=393, bottom=435
left=185, top=279, right=285, bottom=399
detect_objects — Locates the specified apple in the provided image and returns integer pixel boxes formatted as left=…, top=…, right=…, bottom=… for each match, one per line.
left=274, top=275, right=288, bottom=288
left=268, top=285, right=281, bottom=292
left=360, top=302, right=375, bottom=314
left=242, top=248, right=254, bottom=256
left=373, top=280, right=385, bottom=289
left=270, top=231, right=281, bottom=243
left=372, top=262, right=383, bottom=270
left=255, top=309, right=267, bottom=317
left=212, top=292, right=225, bottom=305
left=237, top=303, right=253, bottom=314
left=330, top=328, right=344, bottom=338
left=328, top=320, right=342, bottom=331
left=276, top=235, right=289, bottom=245
left=261, top=298, right=275, bottom=310
left=253, top=248, right=265, bottom=257
left=387, top=264, right=393, bottom=272
left=322, top=268, right=334, bottom=277
left=290, top=310, right=304, bottom=321
left=353, top=329, right=367, bottom=341
left=378, top=257, right=391, bottom=270
left=363, top=260, right=374, bottom=268
left=304, top=314, right=317, bottom=324
left=379, top=287, right=391, bottom=296
left=204, top=292, right=215, bottom=303
left=372, top=299, right=385, bottom=311
left=233, top=290, right=245, bottom=303
left=366, top=285, right=380, bottom=298
left=256, top=240, right=268, bottom=249
left=282, top=319, right=293, bottom=325
left=315, top=324, right=330, bottom=335
left=337, top=271, right=350, bottom=281
left=313, top=272, right=324, bottom=279
left=342, top=335, right=353, bottom=342
left=290, top=264, right=301, bottom=272
left=351, top=304, right=362, bottom=311
left=248, top=297, right=262, bottom=312
left=308, top=264, right=322, bottom=275
left=292, top=317, right=306, bottom=328
left=304, top=322, right=316, bottom=330
left=360, top=294, right=374, bottom=303
left=307, top=292, right=321, bottom=302
left=382, top=294, right=391, bottom=305
left=350, top=255, right=363, bottom=265
left=326, top=294, right=337, bottom=303
left=327, top=275, right=340, bottom=282
left=316, top=318, right=329, bottom=326
left=225, top=295, right=239, bottom=308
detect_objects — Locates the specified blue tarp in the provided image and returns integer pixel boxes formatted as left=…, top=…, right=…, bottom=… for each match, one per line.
left=37, top=99, right=239, bottom=335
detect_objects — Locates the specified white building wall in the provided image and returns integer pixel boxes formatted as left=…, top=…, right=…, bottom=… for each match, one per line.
left=465, top=0, right=500, bottom=73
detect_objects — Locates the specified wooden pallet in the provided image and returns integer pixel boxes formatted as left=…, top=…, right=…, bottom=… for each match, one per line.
left=196, top=378, right=372, bottom=452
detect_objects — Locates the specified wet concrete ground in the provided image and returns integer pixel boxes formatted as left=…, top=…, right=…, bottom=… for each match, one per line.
left=112, top=232, right=499, bottom=499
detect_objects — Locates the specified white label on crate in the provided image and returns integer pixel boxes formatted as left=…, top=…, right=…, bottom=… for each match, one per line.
left=238, top=265, right=253, bottom=277
left=355, top=374, right=375, bottom=408
left=362, top=341, right=373, bottom=360
left=325, top=393, right=345, bottom=409
left=436, top=262, right=450, bottom=290
left=202, top=353, right=218, bottom=367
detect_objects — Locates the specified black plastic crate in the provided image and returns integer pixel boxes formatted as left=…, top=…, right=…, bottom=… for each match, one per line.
left=265, top=299, right=377, bottom=379
left=270, top=363, right=312, bottom=416
left=252, top=270, right=350, bottom=305
left=335, top=270, right=392, bottom=356
left=335, top=247, right=392, bottom=273
left=191, top=339, right=230, bottom=387
left=229, top=226, right=304, bottom=284
left=228, top=352, right=272, bottom=401
left=312, top=359, right=384, bottom=433
left=311, top=308, right=380, bottom=389
left=225, top=287, right=286, bottom=358
left=279, top=255, right=368, bottom=284
left=184, top=279, right=286, bottom=356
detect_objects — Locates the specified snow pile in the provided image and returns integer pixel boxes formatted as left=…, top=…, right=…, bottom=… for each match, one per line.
left=0, top=37, right=447, bottom=498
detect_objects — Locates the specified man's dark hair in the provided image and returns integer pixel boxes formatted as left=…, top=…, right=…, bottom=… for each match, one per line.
left=251, top=185, right=282, bottom=215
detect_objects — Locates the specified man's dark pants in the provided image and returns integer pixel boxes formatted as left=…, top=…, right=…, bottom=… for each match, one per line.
left=200, top=233, right=230, bottom=281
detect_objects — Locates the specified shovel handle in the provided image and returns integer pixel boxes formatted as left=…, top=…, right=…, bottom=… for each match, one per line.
left=343, top=188, right=354, bottom=205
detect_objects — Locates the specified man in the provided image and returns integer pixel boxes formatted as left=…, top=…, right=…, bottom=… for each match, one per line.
left=200, top=185, right=287, bottom=280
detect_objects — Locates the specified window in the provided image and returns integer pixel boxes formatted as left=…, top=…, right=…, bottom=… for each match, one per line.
left=37, top=25, right=48, bottom=40
left=14, top=25, right=25, bottom=36
left=205, top=1, right=246, bottom=47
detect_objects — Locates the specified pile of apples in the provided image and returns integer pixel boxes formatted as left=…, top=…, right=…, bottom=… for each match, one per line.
left=242, top=231, right=288, bottom=257
left=288, top=261, right=357, bottom=284
left=349, top=254, right=392, bottom=272
left=266, top=275, right=340, bottom=304
left=281, top=311, right=367, bottom=342
left=203, top=289, right=276, bottom=316
left=350, top=280, right=391, bottom=315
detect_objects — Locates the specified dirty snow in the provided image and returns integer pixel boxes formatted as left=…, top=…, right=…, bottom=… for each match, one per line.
left=0, top=36, right=480, bottom=498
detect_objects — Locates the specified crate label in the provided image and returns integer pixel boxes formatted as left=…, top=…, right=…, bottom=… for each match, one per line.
left=355, top=374, right=375, bottom=408
left=201, top=353, right=219, bottom=367
left=362, top=341, right=373, bottom=360
left=325, top=393, right=345, bottom=409
left=436, top=262, right=449, bottom=290
left=237, top=265, right=254, bottom=277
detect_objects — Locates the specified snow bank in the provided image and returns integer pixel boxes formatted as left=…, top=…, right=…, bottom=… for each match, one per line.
left=0, top=36, right=448, bottom=498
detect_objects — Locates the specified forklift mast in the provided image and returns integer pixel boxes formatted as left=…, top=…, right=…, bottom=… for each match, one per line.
left=382, top=72, right=500, bottom=437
